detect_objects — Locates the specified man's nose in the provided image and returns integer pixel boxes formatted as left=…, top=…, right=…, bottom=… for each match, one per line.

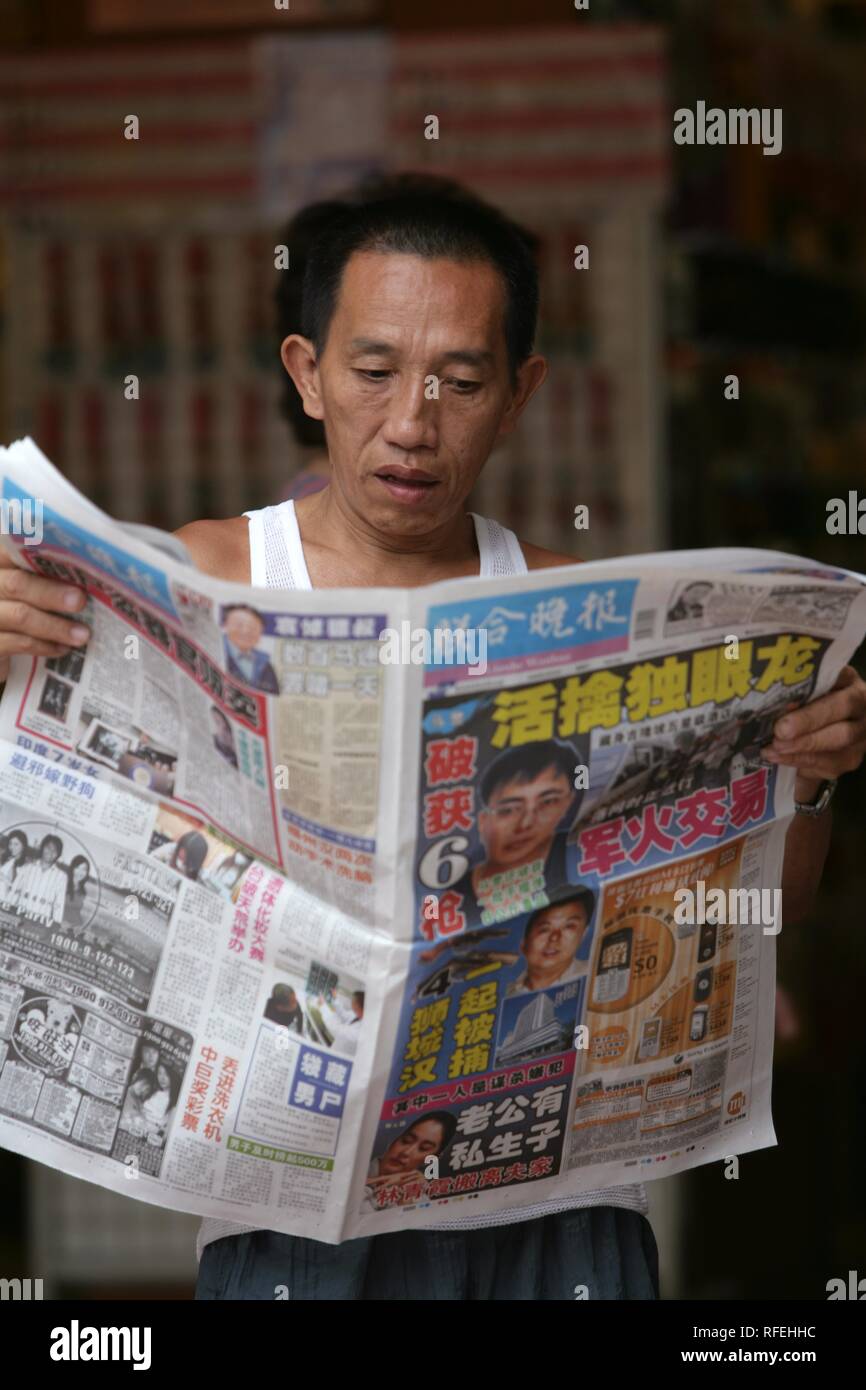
left=382, top=374, right=439, bottom=452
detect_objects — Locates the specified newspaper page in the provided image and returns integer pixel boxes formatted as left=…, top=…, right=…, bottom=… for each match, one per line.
left=0, top=438, right=864, bottom=1243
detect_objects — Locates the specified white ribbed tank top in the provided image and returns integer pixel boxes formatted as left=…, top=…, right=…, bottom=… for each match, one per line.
left=197, top=500, right=646, bottom=1259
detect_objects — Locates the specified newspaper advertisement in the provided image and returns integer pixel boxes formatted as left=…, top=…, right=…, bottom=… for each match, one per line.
left=0, top=437, right=864, bottom=1243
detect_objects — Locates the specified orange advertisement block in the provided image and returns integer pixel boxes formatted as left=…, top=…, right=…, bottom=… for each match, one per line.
left=584, top=838, right=746, bottom=1068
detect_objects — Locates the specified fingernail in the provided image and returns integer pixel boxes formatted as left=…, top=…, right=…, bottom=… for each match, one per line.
left=70, top=625, right=90, bottom=643
left=63, top=589, right=84, bottom=609
left=776, top=718, right=794, bottom=736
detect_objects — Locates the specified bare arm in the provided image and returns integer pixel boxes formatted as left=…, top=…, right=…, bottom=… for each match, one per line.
left=766, top=667, right=866, bottom=927
left=174, top=516, right=251, bottom=584
left=780, top=778, right=833, bottom=927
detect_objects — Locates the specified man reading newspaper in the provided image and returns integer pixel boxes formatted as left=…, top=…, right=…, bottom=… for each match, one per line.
left=1, top=188, right=864, bottom=1301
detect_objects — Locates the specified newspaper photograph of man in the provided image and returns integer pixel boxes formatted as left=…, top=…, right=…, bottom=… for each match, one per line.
left=430, top=735, right=585, bottom=931
left=220, top=604, right=280, bottom=696
left=505, top=886, right=595, bottom=997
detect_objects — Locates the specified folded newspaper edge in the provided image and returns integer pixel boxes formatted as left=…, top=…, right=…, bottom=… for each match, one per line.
left=0, top=435, right=863, bottom=1244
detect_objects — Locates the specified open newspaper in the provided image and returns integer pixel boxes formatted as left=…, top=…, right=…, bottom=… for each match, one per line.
left=0, top=437, right=864, bottom=1243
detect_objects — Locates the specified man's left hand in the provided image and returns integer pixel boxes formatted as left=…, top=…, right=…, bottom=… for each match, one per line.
left=761, top=664, right=866, bottom=802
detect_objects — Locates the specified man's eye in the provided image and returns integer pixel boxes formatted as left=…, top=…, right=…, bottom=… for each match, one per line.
left=447, top=378, right=481, bottom=393
left=356, top=369, right=391, bottom=382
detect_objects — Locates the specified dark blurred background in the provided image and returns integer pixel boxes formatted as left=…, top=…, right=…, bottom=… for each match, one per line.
left=0, top=0, right=864, bottom=1299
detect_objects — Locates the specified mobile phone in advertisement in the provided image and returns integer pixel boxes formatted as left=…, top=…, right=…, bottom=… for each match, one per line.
left=690, top=1005, right=708, bottom=1041
left=592, top=926, right=633, bottom=1004
left=694, top=966, right=714, bottom=1003
left=698, top=920, right=718, bottom=962
left=638, top=1017, right=662, bottom=1059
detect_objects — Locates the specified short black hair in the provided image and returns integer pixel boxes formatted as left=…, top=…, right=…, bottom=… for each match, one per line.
left=275, top=197, right=352, bottom=449
left=275, top=173, right=540, bottom=446
left=480, top=740, right=576, bottom=808
left=301, top=190, right=539, bottom=386
left=524, top=885, right=595, bottom=943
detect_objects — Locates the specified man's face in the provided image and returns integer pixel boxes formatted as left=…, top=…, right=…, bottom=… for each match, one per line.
left=299, top=251, right=543, bottom=537
left=225, top=610, right=263, bottom=652
left=523, top=901, right=588, bottom=977
left=41, top=842, right=59, bottom=867
left=380, top=1119, right=444, bottom=1175
left=479, top=767, right=574, bottom=870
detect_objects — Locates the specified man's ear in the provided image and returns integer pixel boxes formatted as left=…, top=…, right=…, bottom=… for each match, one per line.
left=496, top=353, right=548, bottom=440
left=281, top=334, right=325, bottom=422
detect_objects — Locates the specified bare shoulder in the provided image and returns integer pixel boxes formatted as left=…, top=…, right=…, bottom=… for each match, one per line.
left=520, top=540, right=583, bottom=571
left=174, top=516, right=250, bottom=583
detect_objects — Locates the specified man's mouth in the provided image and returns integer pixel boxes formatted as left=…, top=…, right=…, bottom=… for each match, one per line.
left=373, top=467, right=440, bottom=504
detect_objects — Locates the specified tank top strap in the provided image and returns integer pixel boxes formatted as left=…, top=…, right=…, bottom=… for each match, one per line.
left=243, top=500, right=312, bottom=591
left=245, top=509, right=267, bottom=587
left=470, top=512, right=528, bottom=578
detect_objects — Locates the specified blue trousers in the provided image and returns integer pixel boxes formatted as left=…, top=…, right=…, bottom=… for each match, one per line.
left=195, top=1206, right=659, bottom=1301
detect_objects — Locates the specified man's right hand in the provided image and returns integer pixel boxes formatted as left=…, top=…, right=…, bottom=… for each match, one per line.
left=0, top=547, right=91, bottom=684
